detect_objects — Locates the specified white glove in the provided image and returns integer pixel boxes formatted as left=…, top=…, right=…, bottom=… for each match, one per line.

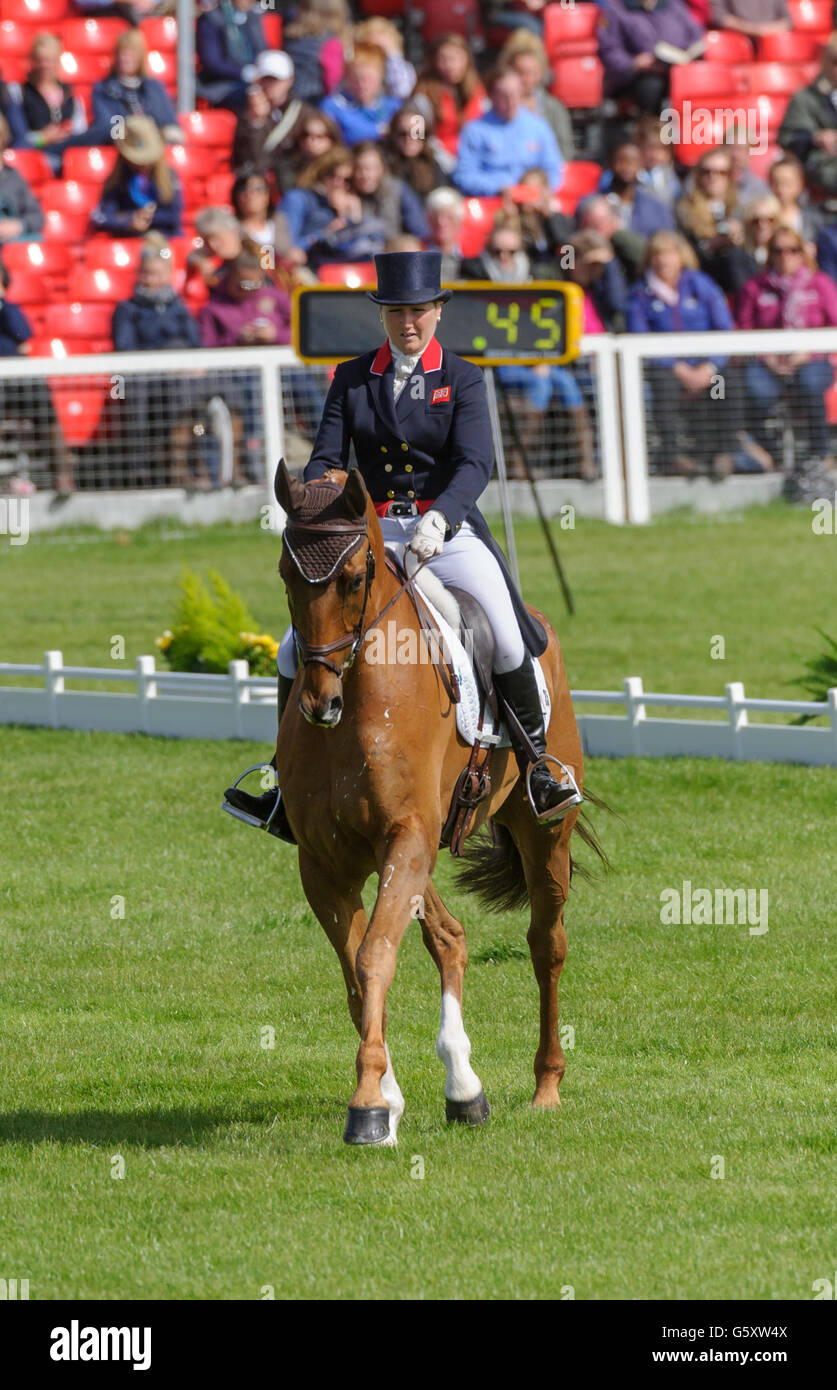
left=407, top=509, right=447, bottom=561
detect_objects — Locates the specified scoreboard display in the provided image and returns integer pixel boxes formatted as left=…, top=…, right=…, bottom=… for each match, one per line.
left=292, top=282, right=584, bottom=366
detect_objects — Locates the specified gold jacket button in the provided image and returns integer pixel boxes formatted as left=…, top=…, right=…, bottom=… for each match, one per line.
left=384, top=463, right=392, bottom=472
left=407, top=490, right=415, bottom=499
left=401, top=442, right=409, bottom=451
left=404, top=463, right=413, bottom=472
left=387, top=489, right=395, bottom=498
left=380, top=445, right=387, bottom=453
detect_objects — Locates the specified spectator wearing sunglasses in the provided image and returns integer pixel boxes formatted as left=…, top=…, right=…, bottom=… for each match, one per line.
left=276, top=145, right=387, bottom=270
left=737, top=229, right=837, bottom=468
left=384, top=104, right=448, bottom=199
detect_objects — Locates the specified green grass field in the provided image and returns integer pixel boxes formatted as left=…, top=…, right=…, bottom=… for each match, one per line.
left=1, top=504, right=835, bottom=1300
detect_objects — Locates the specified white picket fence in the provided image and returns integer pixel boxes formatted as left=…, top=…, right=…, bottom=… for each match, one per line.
left=2, top=653, right=836, bottom=766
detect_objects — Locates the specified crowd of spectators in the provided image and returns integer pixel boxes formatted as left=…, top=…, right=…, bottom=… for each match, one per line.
left=3, top=0, right=837, bottom=492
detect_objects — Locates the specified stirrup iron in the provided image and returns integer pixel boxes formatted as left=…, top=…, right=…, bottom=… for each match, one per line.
left=525, top=754, right=583, bottom=826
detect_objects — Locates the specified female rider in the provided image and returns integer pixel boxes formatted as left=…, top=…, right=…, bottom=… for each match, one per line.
left=224, top=250, right=581, bottom=839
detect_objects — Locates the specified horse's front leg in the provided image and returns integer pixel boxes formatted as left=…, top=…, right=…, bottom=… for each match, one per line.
left=297, top=851, right=405, bottom=1147
left=345, top=816, right=434, bottom=1145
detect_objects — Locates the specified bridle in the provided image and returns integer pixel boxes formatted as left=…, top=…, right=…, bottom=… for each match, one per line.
left=283, top=514, right=421, bottom=681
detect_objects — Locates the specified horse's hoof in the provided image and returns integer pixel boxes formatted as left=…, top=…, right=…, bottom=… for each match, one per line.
left=445, top=1090, right=490, bottom=1126
left=343, top=1105, right=391, bottom=1145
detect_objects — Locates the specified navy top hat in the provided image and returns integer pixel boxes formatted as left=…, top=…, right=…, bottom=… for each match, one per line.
left=367, top=250, right=452, bottom=306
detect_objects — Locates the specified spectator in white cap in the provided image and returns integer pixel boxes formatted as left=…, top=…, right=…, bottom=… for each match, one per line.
left=196, top=0, right=267, bottom=111
left=231, top=50, right=303, bottom=176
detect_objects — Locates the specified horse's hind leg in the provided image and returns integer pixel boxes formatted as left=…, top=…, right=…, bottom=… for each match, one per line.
left=420, top=881, right=489, bottom=1125
left=298, top=851, right=405, bottom=1145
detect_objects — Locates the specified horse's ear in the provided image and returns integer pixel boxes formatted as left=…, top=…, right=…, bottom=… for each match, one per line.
left=274, top=458, right=306, bottom=513
left=343, top=466, right=368, bottom=519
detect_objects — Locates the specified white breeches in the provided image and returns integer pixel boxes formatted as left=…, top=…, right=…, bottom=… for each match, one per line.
left=277, top=517, right=526, bottom=678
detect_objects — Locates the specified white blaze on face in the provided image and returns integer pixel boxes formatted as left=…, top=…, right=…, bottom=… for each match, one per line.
left=436, top=992, right=482, bottom=1102
left=380, top=1044, right=405, bottom=1146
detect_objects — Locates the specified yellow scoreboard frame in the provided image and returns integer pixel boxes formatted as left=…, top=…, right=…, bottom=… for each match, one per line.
left=291, top=281, right=584, bottom=367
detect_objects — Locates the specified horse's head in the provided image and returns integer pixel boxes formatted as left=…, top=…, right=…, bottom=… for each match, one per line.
left=275, top=459, right=379, bottom=728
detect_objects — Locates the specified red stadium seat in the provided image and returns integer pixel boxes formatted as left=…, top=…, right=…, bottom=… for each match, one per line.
left=703, top=29, right=753, bottom=63
left=44, top=302, right=114, bottom=339
left=177, top=110, right=237, bottom=151
left=1, top=148, right=52, bottom=185
left=748, top=144, right=782, bottom=181
left=459, top=196, right=502, bottom=258
left=165, top=144, right=217, bottom=182
left=8, top=0, right=69, bottom=19
left=757, top=31, right=824, bottom=62
left=260, top=13, right=283, bottom=48
left=0, top=19, right=35, bottom=61
left=146, top=48, right=176, bottom=93
left=358, top=0, right=404, bottom=14
left=544, top=2, right=598, bottom=61
left=825, top=377, right=837, bottom=425
left=59, top=17, right=128, bottom=54
left=419, top=0, right=483, bottom=44
left=787, top=0, right=832, bottom=33
left=69, top=267, right=135, bottom=304
left=59, top=51, right=111, bottom=84
left=670, top=61, right=745, bottom=107
left=560, top=159, right=603, bottom=198
left=42, top=209, right=91, bottom=242
left=2, top=240, right=72, bottom=290
left=6, top=268, right=51, bottom=306
left=141, top=15, right=178, bottom=51
left=317, top=262, right=376, bottom=286
left=733, top=61, right=815, bottom=95
left=84, top=239, right=144, bottom=273
left=29, top=336, right=112, bottom=358
left=204, top=172, right=234, bottom=207
left=63, top=146, right=119, bottom=184
left=550, top=56, right=603, bottom=109
left=39, top=180, right=99, bottom=215
left=51, top=386, right=108, bottom=446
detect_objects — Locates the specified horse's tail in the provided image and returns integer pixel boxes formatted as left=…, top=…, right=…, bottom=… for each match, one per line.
left=454, top=789, right=613, bottom=913
left=454, top=821, right=529, bottom=914
left=568, top=788, right=612, bottom=884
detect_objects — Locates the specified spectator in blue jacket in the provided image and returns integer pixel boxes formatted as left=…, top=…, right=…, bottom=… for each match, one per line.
left=0, top=71, right=31, bottom=148
left=111, top=234, right=204, bottom=487
left=277, top=144, right=387, bottom=270
left=351, top=141, right=430, bottom=243
left=598, top=0, right=706, bottom=113
left=91, top=116, right=183, bottom=238
left=197, top=0, right=267, bottom=111
left=598, top=141, right=676, bottom=237
left=320, top=43, right=400, bottom=145
left=91, top=29, right=181, bottom=144
left=454, top=68, right=563, bottom=196
left=627, top=229, right=736, bottom=475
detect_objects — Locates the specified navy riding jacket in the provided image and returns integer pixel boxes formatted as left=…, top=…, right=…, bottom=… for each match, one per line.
left=303, top=337, right=547, bottom=656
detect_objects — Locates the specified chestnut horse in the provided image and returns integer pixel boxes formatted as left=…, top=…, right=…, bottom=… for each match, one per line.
left=272, top=460, right=600, bottom=1145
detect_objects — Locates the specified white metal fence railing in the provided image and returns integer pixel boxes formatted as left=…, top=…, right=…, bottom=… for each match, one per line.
left=2, top=654, right=835, bottom=766
left=2, top=330, right=837, bottom=523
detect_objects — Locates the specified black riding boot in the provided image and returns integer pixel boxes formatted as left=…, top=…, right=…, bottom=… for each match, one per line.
left=223, top=673, right=296, bottom=842
left=494, top=657, right=582, bottom=825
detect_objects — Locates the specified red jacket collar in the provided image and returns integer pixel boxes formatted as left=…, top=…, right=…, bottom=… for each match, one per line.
left=370, top=336, right=443, bottom=375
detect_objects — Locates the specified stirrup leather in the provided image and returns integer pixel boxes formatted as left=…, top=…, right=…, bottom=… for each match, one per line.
left=221, top=762, right=284, bottom=831
left=524, top=755, right=583, bottom=826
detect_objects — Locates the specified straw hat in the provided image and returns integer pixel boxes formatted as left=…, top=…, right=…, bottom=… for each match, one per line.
left=116, top=116, right=165, bottom=167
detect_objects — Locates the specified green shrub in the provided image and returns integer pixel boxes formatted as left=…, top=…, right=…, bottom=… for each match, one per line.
left=791, top=629, right=837, bottom=723
left=156, top=567, right=279, bottom=676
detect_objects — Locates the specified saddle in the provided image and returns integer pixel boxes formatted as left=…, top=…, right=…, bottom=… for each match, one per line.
left=385, top=548, right=500, bottom=858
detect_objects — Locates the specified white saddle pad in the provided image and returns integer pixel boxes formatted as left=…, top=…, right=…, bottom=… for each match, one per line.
left=416, top=590, right=551, bottom=749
